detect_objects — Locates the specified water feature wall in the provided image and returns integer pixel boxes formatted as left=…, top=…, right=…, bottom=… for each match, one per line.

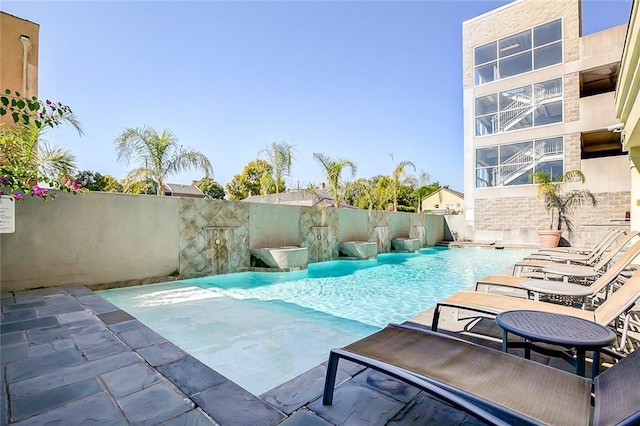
left=1, top=191, right=446, bottom=290
left=367, top=210, right=391, bottom=253
left=179, top=199, right=249, bottom=276
left=300, top=206, right=338, bottom=263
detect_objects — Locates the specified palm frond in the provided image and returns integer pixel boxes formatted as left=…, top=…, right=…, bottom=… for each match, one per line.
left=37, top=141, right=78, bottom=179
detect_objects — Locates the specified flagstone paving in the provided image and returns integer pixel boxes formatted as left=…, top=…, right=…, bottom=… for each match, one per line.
left=0, top=285, right=497, bottom=425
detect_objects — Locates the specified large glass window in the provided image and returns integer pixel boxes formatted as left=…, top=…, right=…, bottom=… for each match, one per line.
left=474, top=19, right=562, bottom=86
left=475, top=78, right=562, bottom=136
left=475, top=137, right=563, bottom=187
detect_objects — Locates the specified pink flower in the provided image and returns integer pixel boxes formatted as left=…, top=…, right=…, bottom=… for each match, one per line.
left=13, top=193, right=23, bottom=200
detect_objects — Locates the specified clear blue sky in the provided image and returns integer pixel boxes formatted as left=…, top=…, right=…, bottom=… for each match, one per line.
left=1, top=0, right=633, bottom=193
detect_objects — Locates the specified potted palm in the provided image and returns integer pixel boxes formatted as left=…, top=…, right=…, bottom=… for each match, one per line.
left=532, top=170, right=597, bottom=247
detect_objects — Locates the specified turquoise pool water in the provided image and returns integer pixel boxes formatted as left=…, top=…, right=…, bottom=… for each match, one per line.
left=100, top=247, right=530, bottom=395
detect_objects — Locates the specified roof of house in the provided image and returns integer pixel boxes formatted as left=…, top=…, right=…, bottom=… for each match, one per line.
left=162, top=183, right=204, bottom=197
left=421, top=187, right=464, bottom=202
left=242, top=189, right=354, bottom=208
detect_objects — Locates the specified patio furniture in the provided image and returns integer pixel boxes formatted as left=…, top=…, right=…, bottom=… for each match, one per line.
left=495, top=310, right=616, bottom=377
left=511, top=231, right=639, bottom=277
left=521, top=279, right=593, bottom=307
left=322, top=323, right=640, bottom=426
left=432, top=269, right=640, bottom=354
left=475, top=239, right=640, bottom=302
left=525, top=229, right=624, bottom=263
left=535, top=228, right=623, bottom=255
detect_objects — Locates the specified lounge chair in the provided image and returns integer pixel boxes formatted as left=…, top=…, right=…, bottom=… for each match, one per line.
left=322, top=323, right=640, bottom=426
left=511, top=231, right=639, bottom=277
left=432, top=269, right=640, bottom=353
left=524, top=229, right=625, bottom=264
left=534, top=228, right=623, bottom=255
left=475, top=240, right=640, bottom=303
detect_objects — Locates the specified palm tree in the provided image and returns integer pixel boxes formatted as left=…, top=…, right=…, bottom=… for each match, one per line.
left=389, top=156, right=417, bottom=211
left=114, top=126, right=213, bottom=196
left=532, top=169, right=597, bottom=240
left=312, top=152, right=357, bottom=207
left=258, top=141, right=296, bottom=203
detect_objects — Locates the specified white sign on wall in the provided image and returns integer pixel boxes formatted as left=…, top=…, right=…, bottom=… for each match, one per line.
left=0, top=195, right=15, bottom=233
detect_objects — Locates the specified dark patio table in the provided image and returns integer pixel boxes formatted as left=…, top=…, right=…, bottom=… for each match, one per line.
left=495, top=310, right=615, bottom=377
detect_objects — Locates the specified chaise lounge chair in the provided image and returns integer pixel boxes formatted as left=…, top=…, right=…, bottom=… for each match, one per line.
left=322, top=323, right=640, bottom=426
left=524, top=229, right=625, bottom=264
left=535, top=228, right=623, bottom=255
left=475, top=240, right=640, bottom=302
left=510, top=231, right=639, bottom=277
left=432, top=269, right=640, bottom=353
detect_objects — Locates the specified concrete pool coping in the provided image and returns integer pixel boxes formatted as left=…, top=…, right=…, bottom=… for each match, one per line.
left=1, top=280, right=579, bottom=425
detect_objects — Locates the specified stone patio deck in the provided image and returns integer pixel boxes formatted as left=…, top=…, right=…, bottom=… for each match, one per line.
left=1, top=285, right=573, bottom=425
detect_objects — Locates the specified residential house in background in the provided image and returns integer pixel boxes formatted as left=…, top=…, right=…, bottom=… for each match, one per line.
left=243, top=188, right=353, bottom=208
left=162, top=183, right=204, bottom=198
left=463, top=0, right=630, bottom=244
left=421, top=188, right=464, bottom=214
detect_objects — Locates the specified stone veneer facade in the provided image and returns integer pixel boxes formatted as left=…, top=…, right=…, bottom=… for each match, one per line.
left=463, top=0, right=630, bottom=245
left=474, top=191, right=630, bottom=245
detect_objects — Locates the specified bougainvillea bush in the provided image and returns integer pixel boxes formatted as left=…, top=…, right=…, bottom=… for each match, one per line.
left=0, top=89, right=85, bottom=201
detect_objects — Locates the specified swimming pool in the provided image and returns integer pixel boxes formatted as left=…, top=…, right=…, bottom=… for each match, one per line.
left=100, top=246, right=529, bottom=395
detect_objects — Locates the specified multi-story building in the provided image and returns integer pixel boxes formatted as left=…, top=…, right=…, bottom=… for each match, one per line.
left=0, top=11, right=39, bottom=125
left=616, top=0, right=640, bottom=233
left=462, top=0, right=630, bottom=245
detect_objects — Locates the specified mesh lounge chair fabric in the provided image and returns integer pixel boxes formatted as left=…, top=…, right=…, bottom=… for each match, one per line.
left=322, top=323, right=640, bottom=425
left=475, top=240, right=640, bottom=297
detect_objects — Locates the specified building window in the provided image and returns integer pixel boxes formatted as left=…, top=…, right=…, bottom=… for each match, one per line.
left=434, top=204, right=440, bottom=209
left=475, top=136, right=563, bottom=187
left=456, top=203, right=461, bottom=208
left=474, top=19, right=562, bottom=85
left=475, top=77, right=563, bottom=136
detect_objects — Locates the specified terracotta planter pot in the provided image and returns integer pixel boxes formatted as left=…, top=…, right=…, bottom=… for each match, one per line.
left=538, top=230, right=563, bottom=248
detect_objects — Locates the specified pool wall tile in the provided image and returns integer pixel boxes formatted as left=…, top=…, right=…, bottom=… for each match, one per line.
left=368, top=211, right=392, bottom=254
left=300, top=207, right=339, bottom=263
left=179, top=199, right=250, bottom=277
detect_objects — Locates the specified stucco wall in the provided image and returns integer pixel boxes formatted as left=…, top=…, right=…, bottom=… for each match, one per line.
left=337, top=208, right=369, bottom=242
left=1, top=193, right=445, bottom=291
left=0, top=191, right=180, bottom=292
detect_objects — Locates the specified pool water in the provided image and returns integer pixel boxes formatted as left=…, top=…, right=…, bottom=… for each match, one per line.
left=100, top=247, right=529, bottom=395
